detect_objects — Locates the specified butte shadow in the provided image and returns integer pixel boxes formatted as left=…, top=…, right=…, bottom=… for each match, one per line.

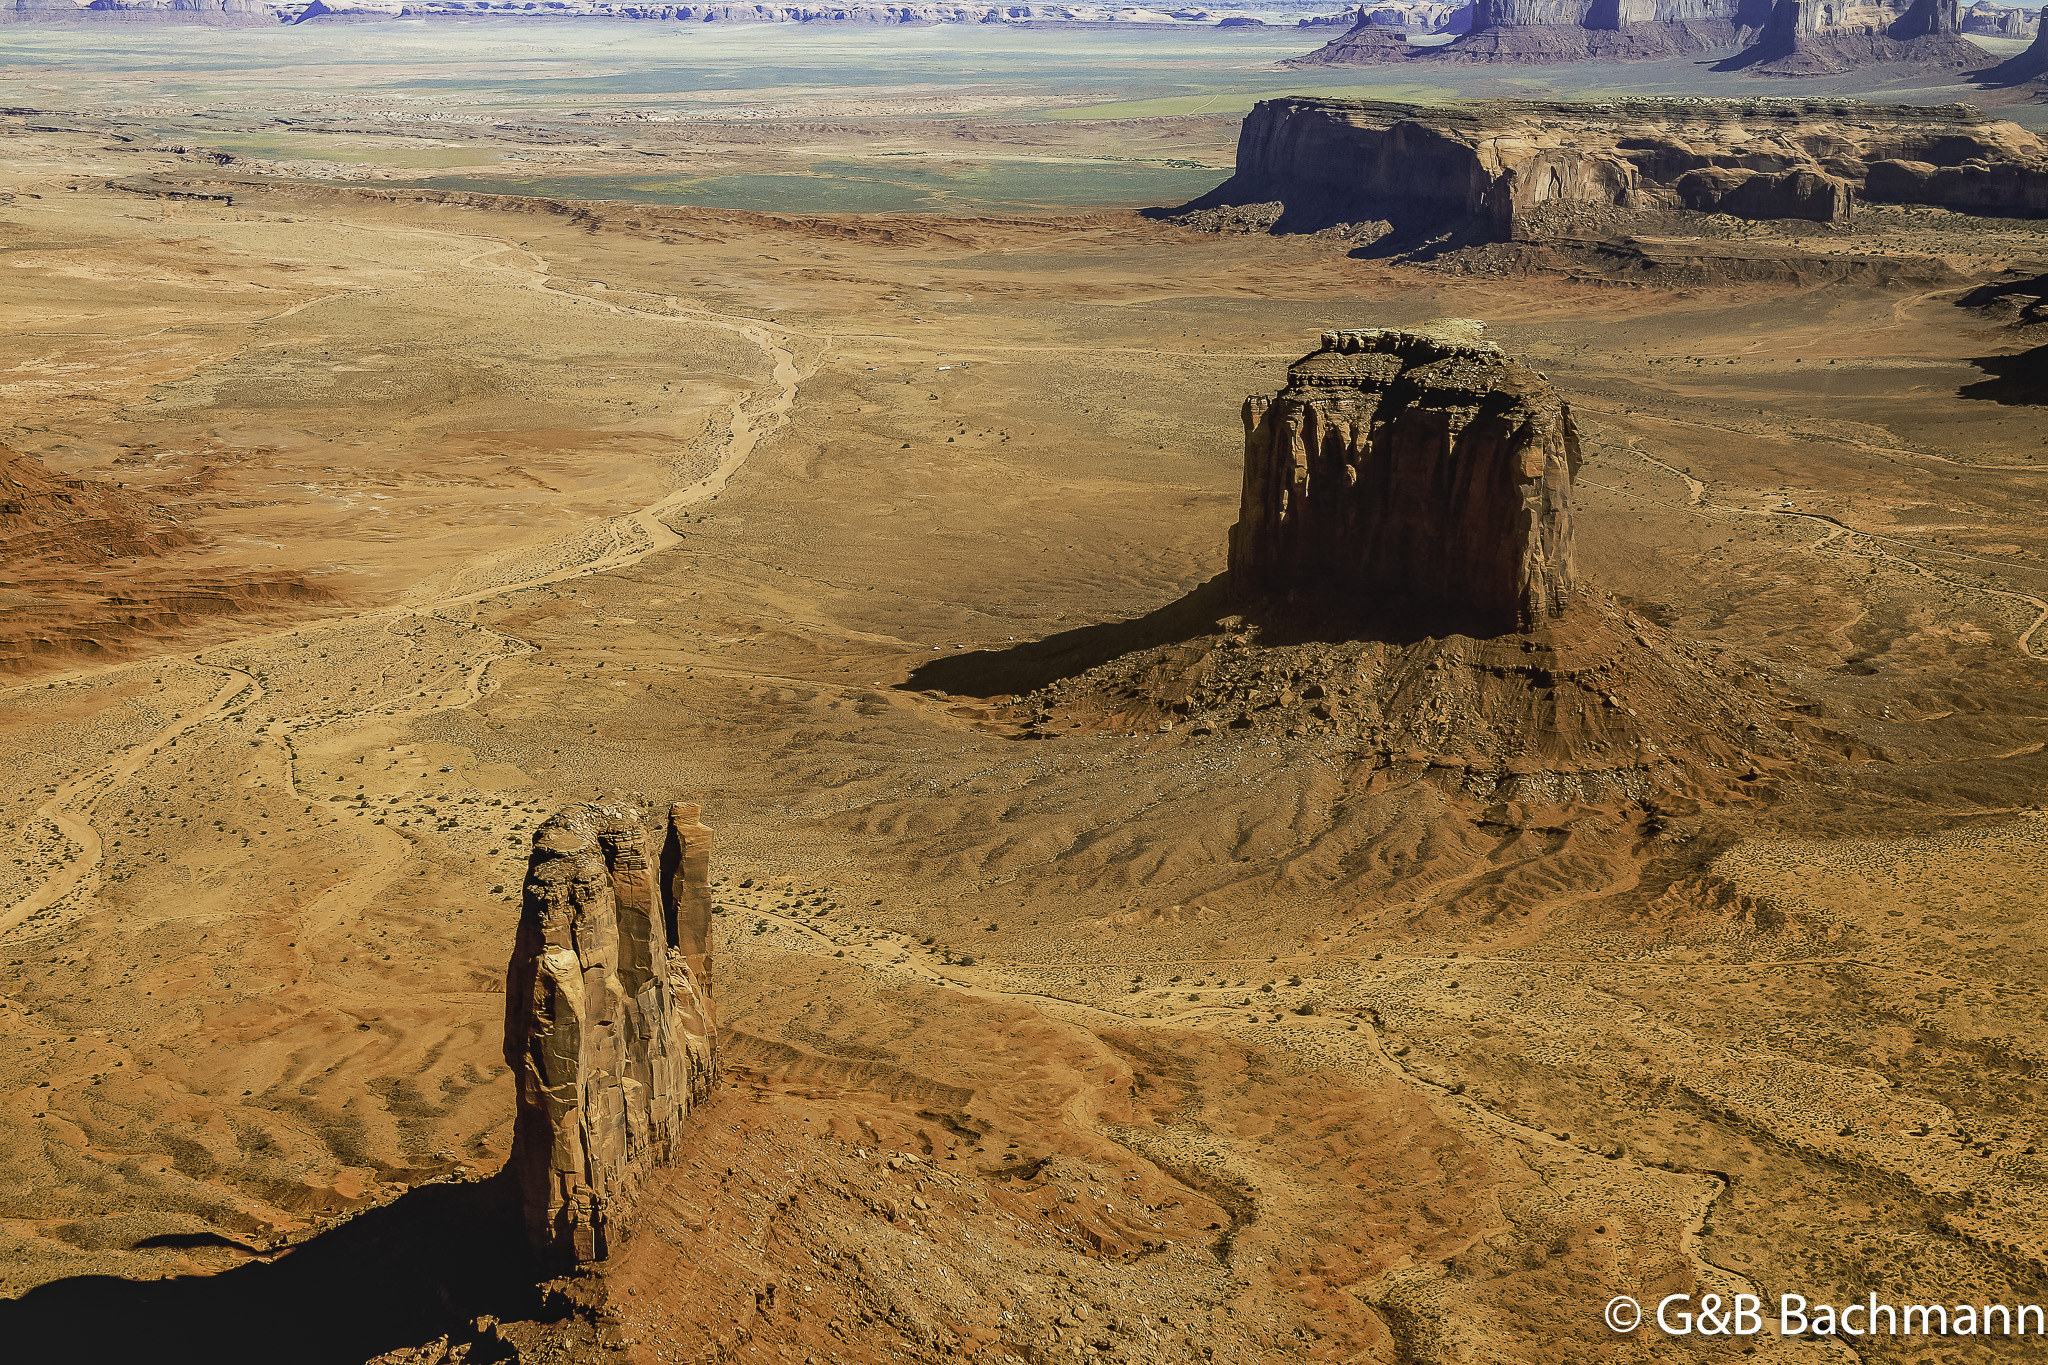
left=0, top=1171, right=543, bottom=1365
left=913, top=326, right=1865, bottom=808
left=1959, top=344, right=2048, bottom=403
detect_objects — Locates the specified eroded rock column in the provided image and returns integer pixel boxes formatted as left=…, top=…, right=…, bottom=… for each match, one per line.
left=504, top=791, right=717, bottom=1266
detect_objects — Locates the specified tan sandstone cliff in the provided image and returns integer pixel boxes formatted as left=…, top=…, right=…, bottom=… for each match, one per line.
left=1174, top=97, right=2048, bottom=247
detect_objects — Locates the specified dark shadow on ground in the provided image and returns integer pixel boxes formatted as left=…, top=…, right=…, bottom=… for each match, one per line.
left=1953, top=271, right=2048, bottom=327
left=903, top=573, right=1503, bottom=699
left=1959, top=343, right=2048, bottom=404
left=0, top=1170, right=542, bottom=1365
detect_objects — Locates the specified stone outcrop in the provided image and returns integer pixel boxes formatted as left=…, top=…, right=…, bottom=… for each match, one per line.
left=504, top=793, right=717, bottom=1267
left=1715, top=0, right=1985, bottom=72
left=1173, top=97, right=2048, bottom=245
left=1964, top=0, right=2036, bottom=35
left=1286, top=0, right=1772, bottom=63
left=1287, top=0, right=1986, bottom=66
left=4, top=0, right=275, bottom=20
left=1980, top=5, right=2048, bottom=81
left=1229, top=328, right=1578, bottom=635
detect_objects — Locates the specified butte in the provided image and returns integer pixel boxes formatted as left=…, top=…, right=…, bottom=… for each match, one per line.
left=956, top=327, right=1855, bottom=809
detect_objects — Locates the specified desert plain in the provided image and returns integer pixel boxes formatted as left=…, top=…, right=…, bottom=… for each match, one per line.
left=1, top=21, right=2047, bottom=1365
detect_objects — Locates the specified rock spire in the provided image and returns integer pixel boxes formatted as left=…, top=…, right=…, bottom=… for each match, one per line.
left=504, top=792, right=717, bottom=1266
left=1229, top=328, right=1579, bottom=635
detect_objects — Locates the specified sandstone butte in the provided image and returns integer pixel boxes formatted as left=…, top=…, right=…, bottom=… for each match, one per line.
left=1984, top=4, right=2048, bottom=82
left=1230, top=328, right=1578, bottom=636
left=1181, top=96, right=2048, bottom=241
left=1288, top=0, right=1994, bottom=70
left=503, top=794, right=717, bottom=1267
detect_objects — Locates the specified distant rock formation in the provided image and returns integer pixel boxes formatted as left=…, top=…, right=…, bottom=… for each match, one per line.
left=1286, top=0, right=1773, bottom=64
left=1288, top=0, right=1989, bottom=66
left=1230, top=328, right=1577, bottom=635
left=1964, top=0, right=2037, bottom=35
left=1171, top=97, right=2048, bottom=247
left=3, top=0, right=275, bottom=20
left=9, top=0, right=1271, bottom=20
left=1299, top=0, right=1468, bottom=31
left=1715, top=0, right=1985, bottom=72
left=505, top=794, right=717, bottom=1267
left=1980, top=5, right=2048, bottom=80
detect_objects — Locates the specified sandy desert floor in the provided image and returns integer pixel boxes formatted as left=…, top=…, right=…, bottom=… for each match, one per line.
left=1, top=84, right=2047, bottom=1365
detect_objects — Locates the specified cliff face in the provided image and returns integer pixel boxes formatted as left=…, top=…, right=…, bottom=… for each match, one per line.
left=1288, top=0, right=1984, bottom=66
left=1180, top=97, right=2048, bottom=242
left=3, top=0, right=276, bottom=21
left=1715, top=0, right=1986, bottom=72
left=1286, top=0, right=1771, bottom=63
left=1982, top=6, right=2048, bottom=82
left=1963, top=0, right=2037, bottom=35
left=504, top=793, right=717, bottom=1267
left=1230, top=329, right=1578, bottom=636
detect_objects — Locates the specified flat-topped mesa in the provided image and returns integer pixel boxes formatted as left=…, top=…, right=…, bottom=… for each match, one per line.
left=1187, top=98, right=2048, bottom=242
left=1229, top=328, right=1579, bottom=636
left=504, top=792, right=717, bottom=1268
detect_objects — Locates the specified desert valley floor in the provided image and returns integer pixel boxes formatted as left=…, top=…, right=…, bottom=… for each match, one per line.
left=1, top=71, right=2048, bottom=1365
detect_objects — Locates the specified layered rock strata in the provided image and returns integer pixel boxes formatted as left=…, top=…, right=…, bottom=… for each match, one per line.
left=1178, top=97, right=2048, bottom=243
left=504, top=793, right=717, bottom=1267
left=1230, top=329, right=1578, bottom=635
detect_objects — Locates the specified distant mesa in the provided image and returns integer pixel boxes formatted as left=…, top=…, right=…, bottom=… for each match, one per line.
left=1231, top=328, right=1578, bottom=637
left=1166, top=97, right=2048, bottom=255
left=5, top=0, right=1320, bottom=23
left=505, top=794, right=717, bottom=1267
left=1287, top=0, right=1774, bottom=65
left=1963, top=0, right=2038, bottom=35
left=1286, top=0, right=2000, bottom=69
left=2, top=0, right=275, bottom=22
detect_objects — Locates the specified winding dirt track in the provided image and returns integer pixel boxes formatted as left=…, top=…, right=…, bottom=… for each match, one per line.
left=0, top=231, right=813, bottom=940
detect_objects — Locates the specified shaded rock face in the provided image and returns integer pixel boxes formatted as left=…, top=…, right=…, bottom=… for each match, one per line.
left=1982, top=6, right=2048, bottom=82
left=1230, top=329, right=1578, bottom=636
left=504, top=793, right=717, bottom=1267
left=1286, top=0, right=1772, bottom=63
left=1289, top=0, right=1983, bottom=65
left=1715, top=0, right=1985, bottom=72
left=1177, top=97, right=2048, bottom=245
left=1963, top=0, right=2036, bottom=35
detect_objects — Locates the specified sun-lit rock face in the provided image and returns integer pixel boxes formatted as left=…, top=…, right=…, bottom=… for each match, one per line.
left=1184, top=97, right=2048, bottom=241
left=1230, top=328, right=1579, bottom=636
left=504, top=792, right=716, bottom=1267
